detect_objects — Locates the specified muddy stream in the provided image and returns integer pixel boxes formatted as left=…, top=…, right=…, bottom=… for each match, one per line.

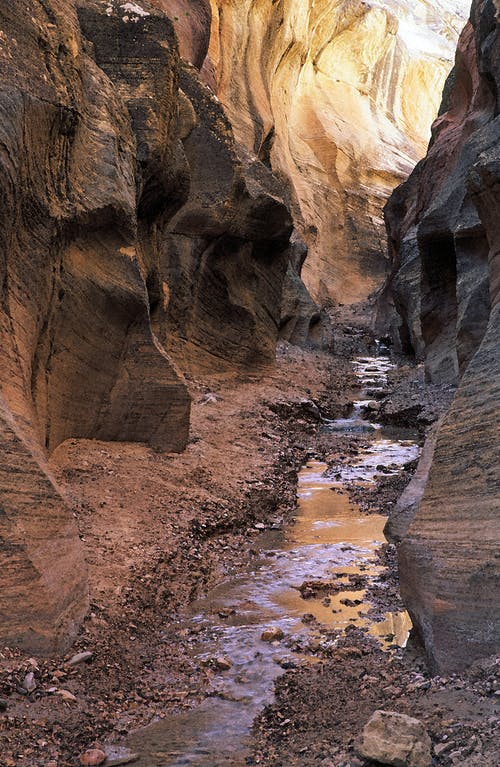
left=128, top=355, right=420, bottom=766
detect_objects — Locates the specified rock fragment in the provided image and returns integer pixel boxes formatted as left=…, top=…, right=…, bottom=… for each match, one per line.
left=213, top=656, right=232, bottom=671
left=67, top=651, right=94, bottom=667
left=23, top=671, right=37, bottom=692
left=261, top=627, right=284, bottom=642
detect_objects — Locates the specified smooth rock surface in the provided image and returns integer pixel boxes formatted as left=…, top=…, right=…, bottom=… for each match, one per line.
left=207, top=0, right=468, bottom=304
left=383, top=0, right=500, bottom=671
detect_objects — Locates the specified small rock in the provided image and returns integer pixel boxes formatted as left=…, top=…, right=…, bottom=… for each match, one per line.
left=218, top=608, right=236, bottom=618
left=213, top=656, right=232, bottom=671
left=23, top=671, right=37, bottom=692
left=301, top=613, right=316, bottom=624
left=300, top=399, right=321, bottom=419
left=200, top=392, right=222, bottom=405
left=56, top=689, right=77, bottom=702
left=67, top=651, right=94, bottom=667
left=0, top=698, right=8, bottom=711
left=254, top=522, right=266, bottom=530
left=356, top=710, right=432, bottom=767
left=261, top=627, right=284, bottom=642
left=434, top=742, right=453, bottom=757
left=79, top=749, right=106, bottom=766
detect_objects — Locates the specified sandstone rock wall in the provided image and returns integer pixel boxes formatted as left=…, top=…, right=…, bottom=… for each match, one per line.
left=206, top=0, right=466, bottom=304
left=384, top=0, right=500, bottom=671
left=0, top=0, right=292, bottom=651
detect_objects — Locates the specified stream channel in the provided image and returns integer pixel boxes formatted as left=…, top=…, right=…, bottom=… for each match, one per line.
left=129, top=354, right=420, bottom=766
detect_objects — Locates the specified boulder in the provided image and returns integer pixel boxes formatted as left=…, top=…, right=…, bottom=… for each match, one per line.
left=356, top=710, right=432, bottom=767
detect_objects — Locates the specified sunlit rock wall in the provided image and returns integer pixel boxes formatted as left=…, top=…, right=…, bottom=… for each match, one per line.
left=206, top=0, right=468, bottom=303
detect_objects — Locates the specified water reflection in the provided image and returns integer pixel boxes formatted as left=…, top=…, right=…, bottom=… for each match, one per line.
left=128, top=356, right=418, bottom=766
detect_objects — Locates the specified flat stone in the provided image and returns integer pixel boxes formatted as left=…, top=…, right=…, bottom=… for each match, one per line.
left=104, top=746, right=140, bottom=766
left=356, top=710, right=432, bottom=767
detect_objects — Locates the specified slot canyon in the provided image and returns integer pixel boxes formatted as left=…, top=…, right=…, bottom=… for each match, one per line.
left=0, top=1, right=498, bottom=766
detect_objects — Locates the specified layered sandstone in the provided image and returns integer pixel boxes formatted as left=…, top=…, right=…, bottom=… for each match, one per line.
left=207, top=0, right=467, bottom=304
left=0, top=0, right=292, bottom=651
left=385, top=0, right=500, bottom=671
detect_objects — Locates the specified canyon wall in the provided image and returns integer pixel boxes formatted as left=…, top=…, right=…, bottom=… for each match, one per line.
left=0, top=0, right=292, bottom=652
left=206, top=0, right=467, bottom=304
left=385, top=0, right=500, bottom=671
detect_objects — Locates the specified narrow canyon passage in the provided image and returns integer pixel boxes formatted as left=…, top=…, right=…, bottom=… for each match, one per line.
left=1, top=1, right=499, bottom=766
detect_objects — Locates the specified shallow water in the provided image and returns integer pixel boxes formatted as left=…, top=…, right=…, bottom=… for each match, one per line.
left=128, top=355, right=419, bottom=766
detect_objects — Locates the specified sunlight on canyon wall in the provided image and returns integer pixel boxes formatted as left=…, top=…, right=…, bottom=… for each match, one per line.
left=206, top=0, right=470, bottom=303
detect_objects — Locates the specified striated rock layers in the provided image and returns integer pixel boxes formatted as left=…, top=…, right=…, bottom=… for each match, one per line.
left=206, top=0, right=467, bottom=304
left=0, top=0, right=291, bottom=652
left=384, top=0, right=500, bottom=671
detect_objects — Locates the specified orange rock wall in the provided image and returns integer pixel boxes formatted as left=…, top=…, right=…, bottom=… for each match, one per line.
left=206, top=0, right=467, bottom=303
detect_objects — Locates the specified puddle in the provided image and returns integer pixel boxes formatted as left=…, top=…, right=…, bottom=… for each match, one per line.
left=128, top=354, right=420, bottom=766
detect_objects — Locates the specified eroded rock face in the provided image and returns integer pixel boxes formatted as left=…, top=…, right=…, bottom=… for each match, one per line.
left=150, top=0, right=212, bottom=68
left=207, top=0, right=467, bottom=303
left=158, top=65, right=293, bottom=369
left=0, top=0, right=293, bottom=651
left=385, top=0, right=500, bottom=671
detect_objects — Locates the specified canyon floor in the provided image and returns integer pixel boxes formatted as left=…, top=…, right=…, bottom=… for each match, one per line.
left=0, top=311, right=498, bottom=767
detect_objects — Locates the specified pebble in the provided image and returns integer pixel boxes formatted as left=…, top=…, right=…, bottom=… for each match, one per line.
left=301, top=613, right=316, bottom=624
left=79, top=749, right=106, bottom=766
left=23, top=672, right=37, bottom=692
left=67, top=651, right=94, bottom=667
left=56, top=689, right=77, bottom=702
left=261, top=627, right=284, bottom=642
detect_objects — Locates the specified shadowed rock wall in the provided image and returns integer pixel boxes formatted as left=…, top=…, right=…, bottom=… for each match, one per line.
left=206, top=0, right=467, bottom=304
left=384, top=0, right=500, bottom=671
left=0, top=0, right=292, bottom=651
